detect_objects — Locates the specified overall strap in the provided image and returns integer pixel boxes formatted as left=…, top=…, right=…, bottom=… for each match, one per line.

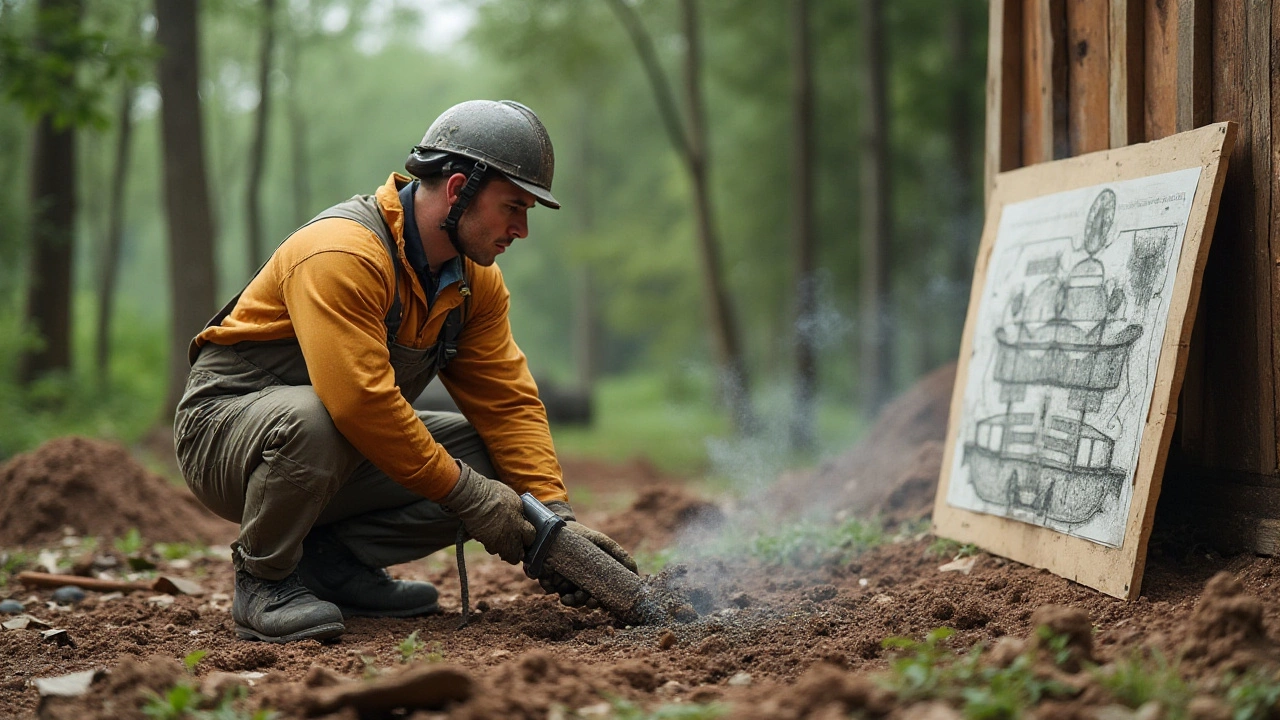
left=188, top=194, right=404, bottom=366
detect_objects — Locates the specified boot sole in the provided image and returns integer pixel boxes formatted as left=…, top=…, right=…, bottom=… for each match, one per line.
left=234, top=622, right=345, bottom=644
left=337, top=602, right=441, bottom=619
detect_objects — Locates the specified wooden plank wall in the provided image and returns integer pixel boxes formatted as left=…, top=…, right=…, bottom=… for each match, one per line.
left=985, top=0, right=1280, bottom=552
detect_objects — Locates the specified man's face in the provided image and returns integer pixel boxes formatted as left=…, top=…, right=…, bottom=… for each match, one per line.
left=455, top=177, right=537, bottom=266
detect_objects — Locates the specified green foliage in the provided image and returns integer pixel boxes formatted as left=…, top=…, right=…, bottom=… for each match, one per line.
left=632, top=547, right=678, bottom=575
left=1094, top=649, right=1192, bottom=714
left=114, top=527, right=144, bottom=556
left=142, top=682, right=200, bottom=720
left=142, top=680, right=277, bottom=720
left=605, top=696, right=727, bottom=720
left=183, top=650, right=209, bottom=675
left=0, top=550, right=30, bottom=586
left=156, top=542, right=206, bottom=561
left=0, top=0, right=153, bottom=129
left=879, top=628, right=1076, bottom=719
left=743, top=516, right=883, bottom=568
left=397, top=630, right=423, bottom=664
left=1220, top=668, right=1280, bottom=720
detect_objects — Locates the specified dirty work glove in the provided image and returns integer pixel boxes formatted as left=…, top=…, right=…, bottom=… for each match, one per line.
left=441, top=461, right=536, bottom=565
left=537, top=501, right=639, bottom=609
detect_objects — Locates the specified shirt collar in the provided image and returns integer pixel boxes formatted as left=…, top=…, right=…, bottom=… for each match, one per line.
left=398, top=181, right=463, bottom=300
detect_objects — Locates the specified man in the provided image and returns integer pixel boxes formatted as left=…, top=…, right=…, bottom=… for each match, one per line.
left=174, top=100, right=636, bottom=644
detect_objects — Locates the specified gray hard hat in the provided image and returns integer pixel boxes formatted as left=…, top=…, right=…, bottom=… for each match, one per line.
left=406, top=100, right=560, bottom=209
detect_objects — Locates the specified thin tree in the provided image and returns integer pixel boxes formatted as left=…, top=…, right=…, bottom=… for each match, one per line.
left=155, top=0, right=218, bottom=417
left=789, top=0, right=817, bottom=452
left=858, top=0, right=892, bottom=414
left=602, top=0, right=757, bottom=433
left=245, top=0, right=276, bottom=270
left=95, top=75, right=136, bottom=385
left=19, top=0, right=85, bottom=385
left=284, top=21, right=310, bottom=225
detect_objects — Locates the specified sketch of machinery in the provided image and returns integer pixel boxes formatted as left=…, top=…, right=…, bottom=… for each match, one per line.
left=962, top=189, right=1176, bottom=527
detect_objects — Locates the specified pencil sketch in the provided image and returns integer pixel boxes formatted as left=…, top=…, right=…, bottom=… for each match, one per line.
left=946, top=168, right=1203, bottom=547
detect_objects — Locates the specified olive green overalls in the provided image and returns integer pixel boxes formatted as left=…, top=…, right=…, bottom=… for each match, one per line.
left=174, top=195, right=493, bottom=581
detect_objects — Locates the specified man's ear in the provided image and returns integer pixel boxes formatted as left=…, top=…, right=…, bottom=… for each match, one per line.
left=445, top=173, right=469, bottom=205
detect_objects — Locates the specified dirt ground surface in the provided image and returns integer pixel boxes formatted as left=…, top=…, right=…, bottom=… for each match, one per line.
left=5, top=380, right=1280, bottom=718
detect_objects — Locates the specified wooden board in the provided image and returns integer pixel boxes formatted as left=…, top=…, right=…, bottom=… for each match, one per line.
left=1143, top=0, right=1178, bottom=141
left=933, top=122, right=1236, bottom=600
left=1108, top=0, right=1143, bottom=148
left=1066, top=0, right=1110, bottom=154
left=985, top=0, right=1023, bottom=202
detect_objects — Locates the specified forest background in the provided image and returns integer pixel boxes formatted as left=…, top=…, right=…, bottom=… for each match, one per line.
left=0, top=0, right=988, bottom=479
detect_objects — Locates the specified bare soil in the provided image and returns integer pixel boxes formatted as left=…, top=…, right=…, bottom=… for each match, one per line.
left=4, top=384, right=1280, bottom=718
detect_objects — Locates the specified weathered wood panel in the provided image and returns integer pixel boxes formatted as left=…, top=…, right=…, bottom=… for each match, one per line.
left=1023, top=0, right=1067, bottom=163
left=1193, top=0, right=1274, bottom=474
left=1110, top=0, right=1144, bottom=148
left=985, top=0, right=1024, bottom=200
left=1066, top=0, right=1110, bottom=153
left=1176, top=0, right=1211, bottom=131
left=1143, top=0, right=1177, bottom=140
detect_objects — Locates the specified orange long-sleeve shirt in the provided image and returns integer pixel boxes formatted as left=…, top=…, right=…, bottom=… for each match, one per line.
left=192, top=173, right=567, bottom=504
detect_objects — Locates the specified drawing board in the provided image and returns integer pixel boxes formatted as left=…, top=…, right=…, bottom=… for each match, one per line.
left=933, top=123, right=1236, bottom=600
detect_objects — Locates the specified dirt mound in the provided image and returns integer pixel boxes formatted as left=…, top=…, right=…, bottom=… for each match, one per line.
left=1181, top=571, right=1280, bottom=672
left=598, top=485, right=724, bottom=551
left=772, top=362, right=955, bottom=523
left=0, top=436, right=235, bottom=547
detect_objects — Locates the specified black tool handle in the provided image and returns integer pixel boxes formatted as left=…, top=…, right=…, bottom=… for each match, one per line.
left=520, top=493, right=565, bottom=579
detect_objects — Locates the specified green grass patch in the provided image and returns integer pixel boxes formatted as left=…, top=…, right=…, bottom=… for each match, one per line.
left=879, top=627, right=1078, bottom=719
left=604, top=696, right=727, bottom=719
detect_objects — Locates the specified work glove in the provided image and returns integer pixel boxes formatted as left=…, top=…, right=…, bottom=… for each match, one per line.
left=538, top=501, right=639, bottom=609
left=441, top=461, right=536, bottom=565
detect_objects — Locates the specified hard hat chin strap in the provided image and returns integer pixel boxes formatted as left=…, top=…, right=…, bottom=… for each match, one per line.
left=439, top=160, right=489, bottom=254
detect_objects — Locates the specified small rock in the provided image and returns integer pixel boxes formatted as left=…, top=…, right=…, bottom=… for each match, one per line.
left=40, top=628, right=75, bottom=647
left=33, top=669, right=102, bottom=697
left=52, top=586, right=86, bottom=605
left=92, top=555, right=119, bottom=571
left=858, top=578, right=869, bottom=587
left=0, top=599, right=24, bottom=614
left=168, top=559, right=192, bottom=571
left=99, top=592, right=124, bottom=602
left=577, top=702, right=612, bottom=717
left=147, top=594, right=175, bottom=608
left=211, top=592, right=231, bottom=602
left=1134, top=701, right=1164, bottom=720
left=939, top=556, right=977, bottom=574
left=656, top=680, right=686, bottom=696
left=727, top=672, right=752, bottom=687
left=658, top=630, right=677, bottom=650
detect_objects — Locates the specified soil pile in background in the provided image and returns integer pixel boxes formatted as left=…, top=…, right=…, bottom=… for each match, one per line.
left=0, top=436, right=234, bottom=547
left=772, top=362, right=955, bottom=524
left=598, top=485, right=724, bottom=551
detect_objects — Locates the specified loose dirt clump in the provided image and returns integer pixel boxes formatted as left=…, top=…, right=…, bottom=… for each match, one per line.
left=0, top=437, right=234, bottom=546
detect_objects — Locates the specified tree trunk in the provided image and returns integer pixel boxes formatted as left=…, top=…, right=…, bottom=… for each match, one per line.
left=573, top=101, right=597, bottom=392
left=19, top=0, right=84, bottom=385
left=858, top=0, right=892, bottom=415
left=942, top=2, right=977, bottom=368
left=679, top=0, right=756, bottom=433
left=285, top=21, right=310, bottom=225
left=603, top=0, right=757, bottom=434
left=95, top=78, right=136, bottom=386
left=790, top=0, right=817, bottom=452
left=245, top=0, right=276, bottom=271
left=156, top=0, right=218, bottom=419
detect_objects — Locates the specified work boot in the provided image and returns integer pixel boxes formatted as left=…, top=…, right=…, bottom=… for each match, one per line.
left=232, top=570, right=345, bottom=643
left=296, top=529, right=440, bottom=618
